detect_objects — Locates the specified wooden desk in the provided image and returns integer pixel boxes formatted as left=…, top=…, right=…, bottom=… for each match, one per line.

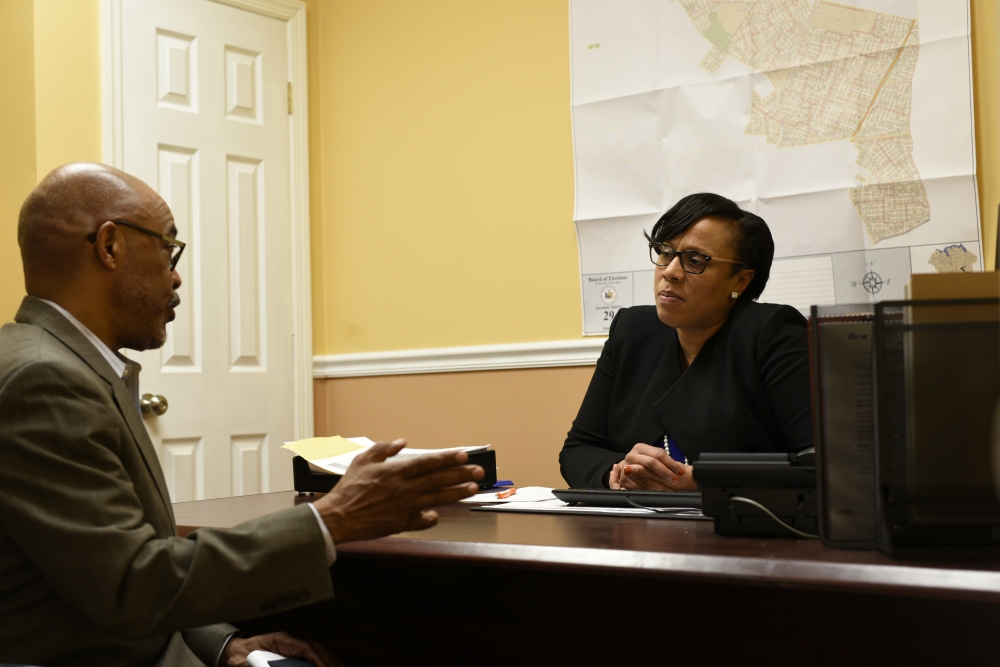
left=175, top=492, right=1000, bottom=665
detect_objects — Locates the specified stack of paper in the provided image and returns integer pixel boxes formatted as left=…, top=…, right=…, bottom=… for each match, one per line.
left=282, top=435, right=489, bottom=475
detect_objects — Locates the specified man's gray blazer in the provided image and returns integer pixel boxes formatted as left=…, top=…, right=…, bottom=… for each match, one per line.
left=0, top=297, right=335, bottom=666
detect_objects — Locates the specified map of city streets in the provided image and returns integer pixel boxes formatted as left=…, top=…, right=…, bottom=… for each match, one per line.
left=571, top=0, right=981, bottom=334
left=686, top=0, right=927, bottom=244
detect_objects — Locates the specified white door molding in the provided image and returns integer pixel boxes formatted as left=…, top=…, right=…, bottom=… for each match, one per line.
left=100, top=0, right=314, bottom=440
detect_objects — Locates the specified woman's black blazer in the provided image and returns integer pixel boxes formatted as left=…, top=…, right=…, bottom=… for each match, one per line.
left=560, top=300, right=813, bottom=488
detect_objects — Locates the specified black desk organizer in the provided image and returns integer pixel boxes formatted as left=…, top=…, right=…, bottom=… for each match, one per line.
left=873, top=298, right=1000, bottom=555
left=293, top=449, right=499, bottom=494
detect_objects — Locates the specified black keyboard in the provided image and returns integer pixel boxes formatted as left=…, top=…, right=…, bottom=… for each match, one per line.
left=553, top=488, right=702, bottom=509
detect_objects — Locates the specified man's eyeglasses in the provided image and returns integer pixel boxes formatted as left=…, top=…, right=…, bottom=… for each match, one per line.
left=87, top=220, right=186, bottom=271
left=648, top=242, right=743, bottom=275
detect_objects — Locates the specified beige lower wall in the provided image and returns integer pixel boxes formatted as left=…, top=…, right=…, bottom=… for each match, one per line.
left=313, top=365, right=596, bottom=488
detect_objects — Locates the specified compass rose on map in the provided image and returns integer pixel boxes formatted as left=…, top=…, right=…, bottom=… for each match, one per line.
left=862, top=271, right=883, bottom=295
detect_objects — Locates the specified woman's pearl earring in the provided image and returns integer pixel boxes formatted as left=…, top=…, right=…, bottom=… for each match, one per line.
left=731, top=291, right=739, bottom=299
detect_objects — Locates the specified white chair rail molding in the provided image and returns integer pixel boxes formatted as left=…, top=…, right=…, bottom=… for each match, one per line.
left=313, top=339, right=607, bottom=378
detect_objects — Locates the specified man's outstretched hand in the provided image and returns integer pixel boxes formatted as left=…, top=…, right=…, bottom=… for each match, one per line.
left=313, top=439, right=484, bottom=544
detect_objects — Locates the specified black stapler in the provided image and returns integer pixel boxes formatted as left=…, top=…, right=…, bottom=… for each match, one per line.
left=292, top=449, right=499, bottom=494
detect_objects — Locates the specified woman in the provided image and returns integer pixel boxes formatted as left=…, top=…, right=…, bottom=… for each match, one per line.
left=560, top=193, right=812, bottom=491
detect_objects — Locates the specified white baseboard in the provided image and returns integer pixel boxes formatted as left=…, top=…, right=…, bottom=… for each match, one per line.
left=313, top=338, right=607, bottom=378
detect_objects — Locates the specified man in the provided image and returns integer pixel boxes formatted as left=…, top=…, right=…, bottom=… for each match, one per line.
left=0, top=163, right=484, bottom=666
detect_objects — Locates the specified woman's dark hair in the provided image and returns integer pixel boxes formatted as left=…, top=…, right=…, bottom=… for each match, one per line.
left=644, top=192, right=774, bottom=302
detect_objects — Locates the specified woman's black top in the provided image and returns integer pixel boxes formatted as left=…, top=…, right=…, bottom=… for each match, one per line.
left=559, top=300, right=813, bottom=488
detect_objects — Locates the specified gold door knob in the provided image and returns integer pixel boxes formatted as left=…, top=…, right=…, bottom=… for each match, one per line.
left=141, top=393, right=169, bottom=418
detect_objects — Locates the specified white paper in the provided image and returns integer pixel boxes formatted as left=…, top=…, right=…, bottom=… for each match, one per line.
left=571, top=0, right=981, bottom=333
left=460, top=486, right=557, bottom=504
left=309, top=438, right=489, bottom=475
left=247, top=651, right=278, bottom=667
left=477, top=500, right=706, bottom=518
left=247, top=651, right=311, bottom=667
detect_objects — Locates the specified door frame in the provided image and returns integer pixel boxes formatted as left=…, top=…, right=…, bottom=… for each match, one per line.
left=100, top=0, right=314, bottom=440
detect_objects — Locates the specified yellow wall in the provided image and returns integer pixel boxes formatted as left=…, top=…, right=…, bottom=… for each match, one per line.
left=0, top=0, right=37, bottom=322
left=32, top=0, right=102, bottom=181
left=972, top=0, right=999, bottom=270
left=309, top=1, right=1000, bottom=354
left=309, top=0, right=579, bottom=354
left=1, top=1, right=998, bottom=342
left=0, top=0, right=101, bottom=323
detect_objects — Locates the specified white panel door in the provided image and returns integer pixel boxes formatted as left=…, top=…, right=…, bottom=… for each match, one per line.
left=121, top=0, right=295, bottom=501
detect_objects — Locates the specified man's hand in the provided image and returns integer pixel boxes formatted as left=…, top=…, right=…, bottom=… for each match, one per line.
left=222, top=632, right=342, bottom=667
left=609, top=443, right=695, bottom=492
left=313, top=439, right=484, bottom=544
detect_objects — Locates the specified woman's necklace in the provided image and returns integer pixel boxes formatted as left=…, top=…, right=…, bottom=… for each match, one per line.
left=664, top=434, right=689, bottom=465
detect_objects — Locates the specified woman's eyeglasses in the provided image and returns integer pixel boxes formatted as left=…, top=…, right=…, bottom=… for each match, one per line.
left=648, top=242, right=743, bottom=275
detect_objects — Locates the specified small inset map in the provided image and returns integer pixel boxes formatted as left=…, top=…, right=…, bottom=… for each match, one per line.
left=928, top=244, right=978, bottom=273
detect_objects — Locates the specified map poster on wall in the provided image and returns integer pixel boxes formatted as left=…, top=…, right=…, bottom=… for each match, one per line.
left=570, top=0, right=981, bottom=335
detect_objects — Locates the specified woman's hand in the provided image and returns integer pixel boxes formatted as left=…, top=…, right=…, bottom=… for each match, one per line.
left=609, top=443, right=696, bottom=492
left=609, top=461, right=625, bottom=489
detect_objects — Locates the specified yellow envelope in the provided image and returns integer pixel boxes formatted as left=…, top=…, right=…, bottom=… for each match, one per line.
left=281, top=435, right=365, bottom=462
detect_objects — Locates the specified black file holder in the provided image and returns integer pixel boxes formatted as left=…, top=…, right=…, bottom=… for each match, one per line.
left=293, top=449, right=499, bottom=494
left=873, top=298, right=1000, bottom=554
left=809, top=303, right=878, bottom=549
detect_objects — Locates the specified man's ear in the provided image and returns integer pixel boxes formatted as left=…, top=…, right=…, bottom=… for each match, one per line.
left=93, top=221, right=121, bottom=270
